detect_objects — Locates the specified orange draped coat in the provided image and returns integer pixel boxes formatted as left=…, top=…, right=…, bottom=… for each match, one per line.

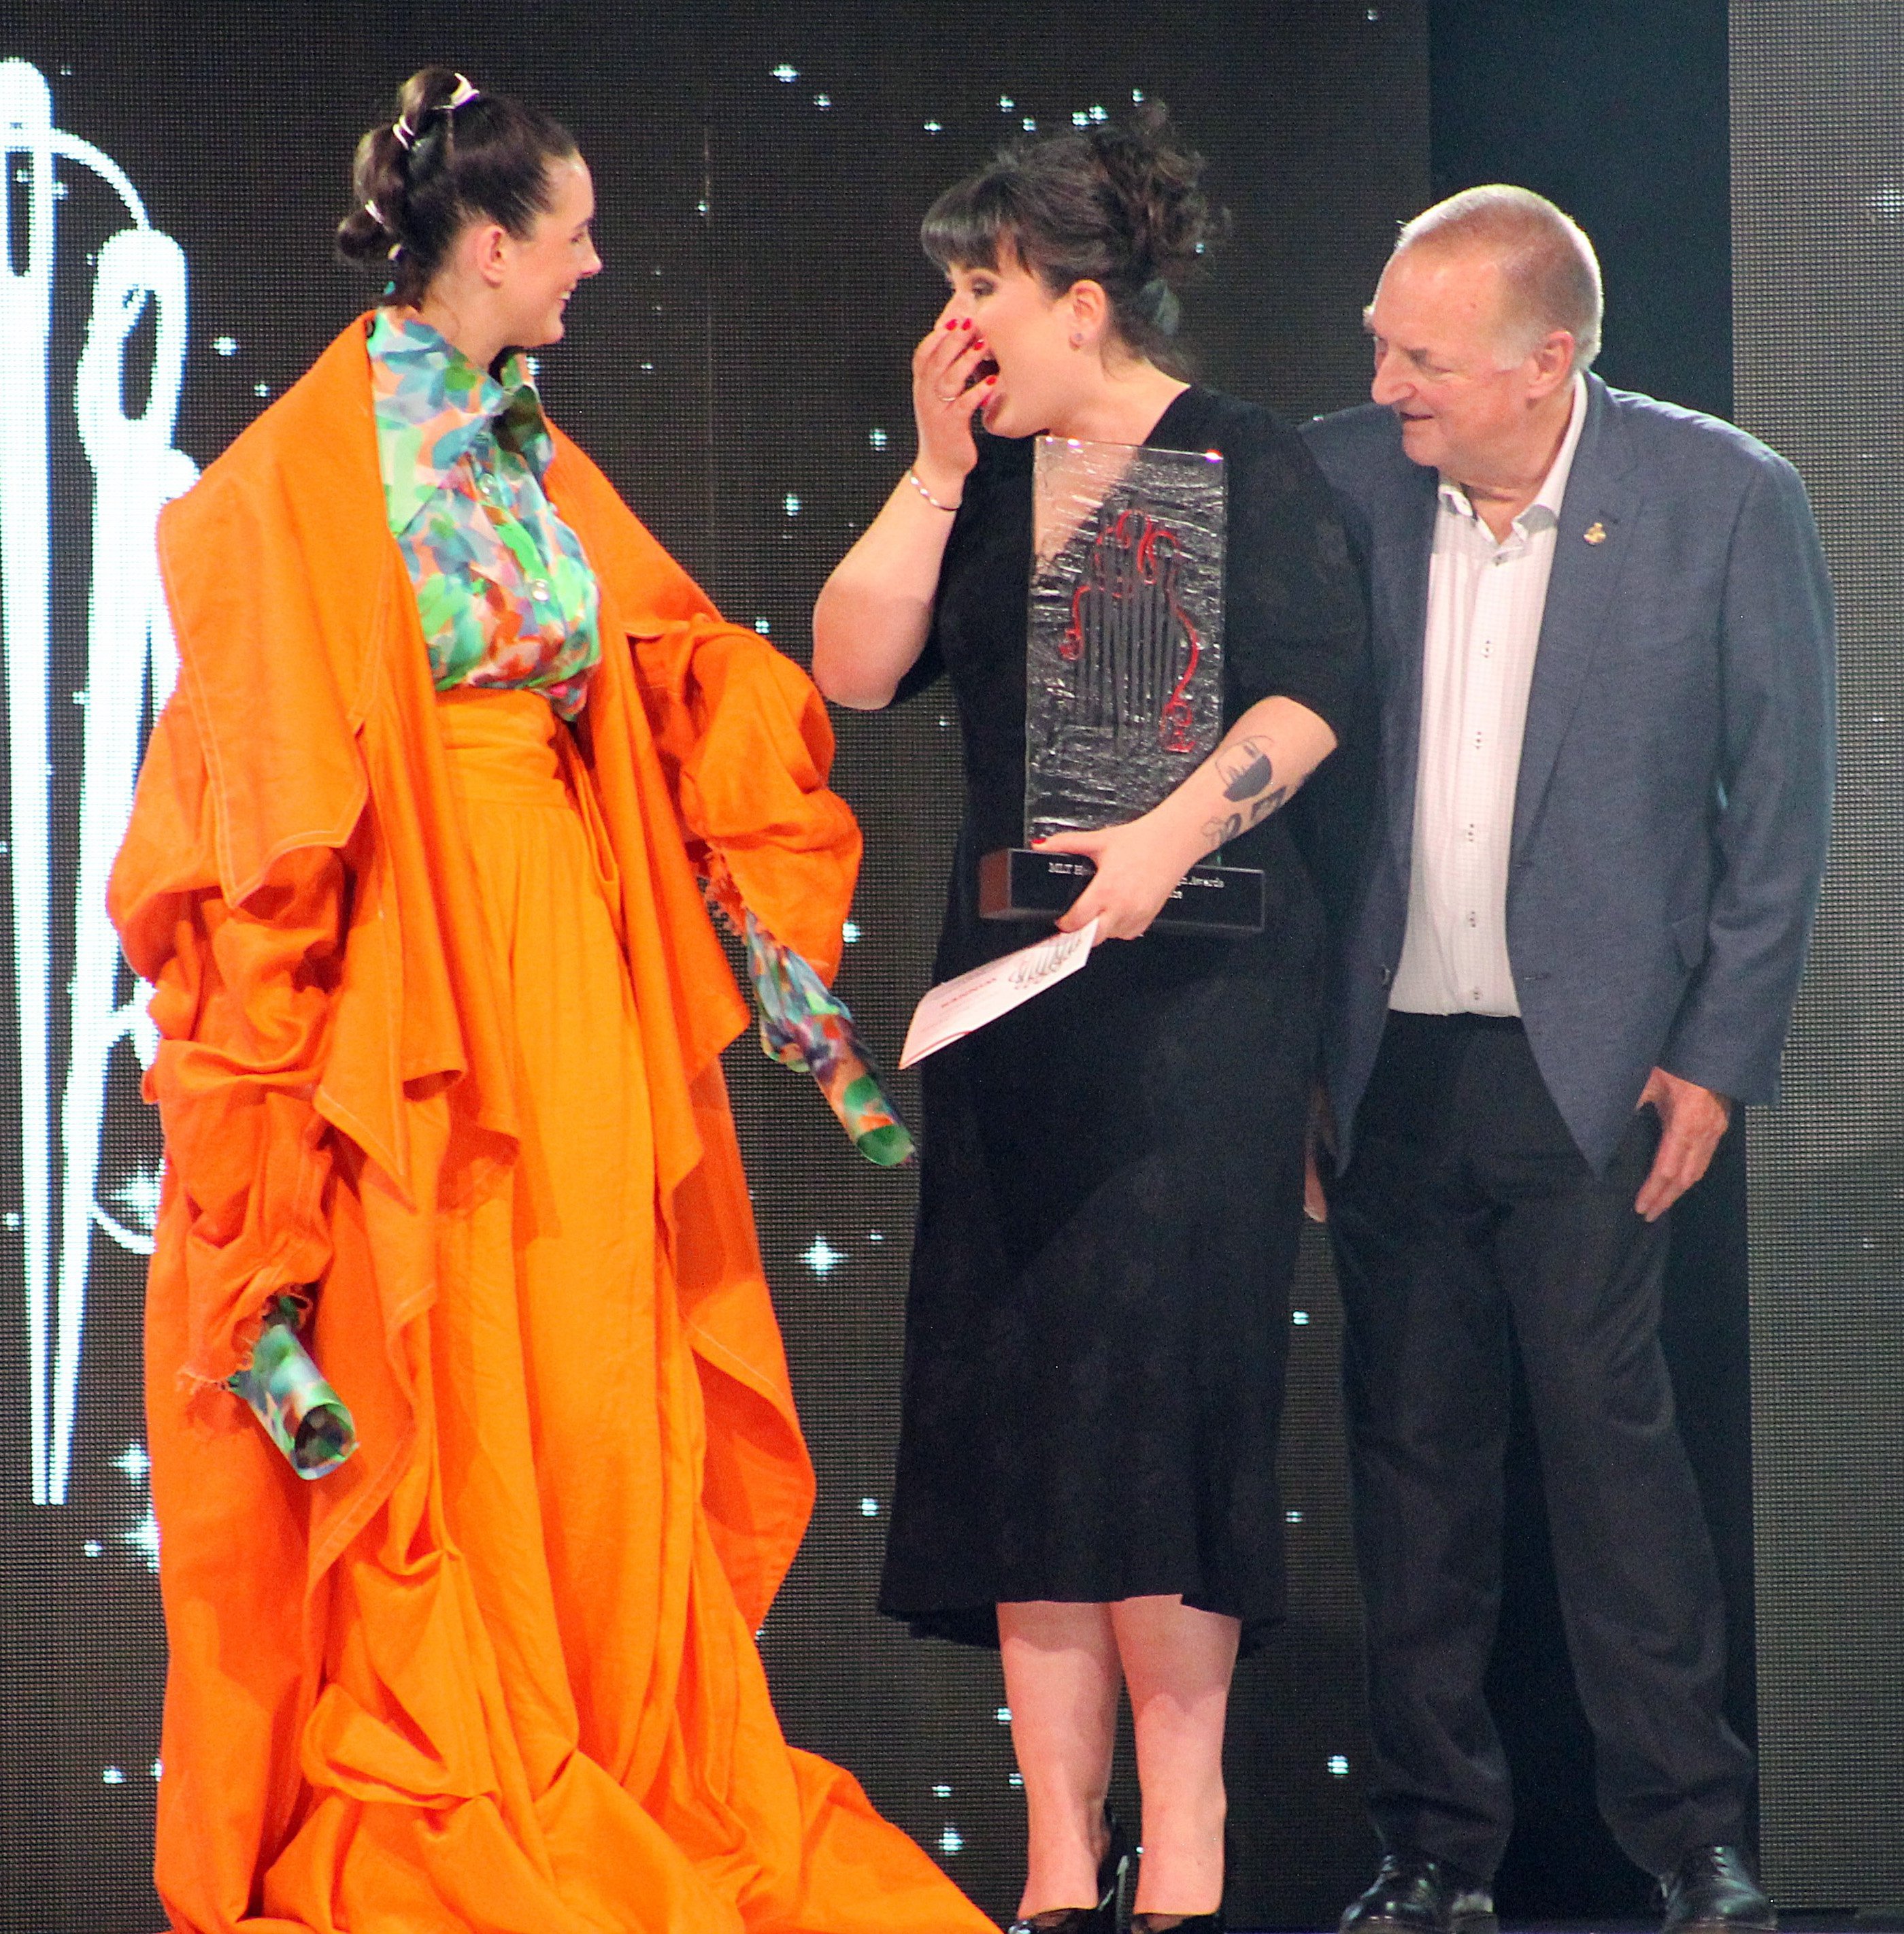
left=108, top=318, right=990, bottom=1934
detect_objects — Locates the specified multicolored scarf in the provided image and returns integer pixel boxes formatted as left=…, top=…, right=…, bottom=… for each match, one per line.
left=744, top=912, right=913, bottom=1167
left=227, top=1297, right=357, bottom=1479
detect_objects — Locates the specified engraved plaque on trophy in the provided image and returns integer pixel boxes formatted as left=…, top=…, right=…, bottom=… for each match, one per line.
left=978, top=434, right=1266, bottom=935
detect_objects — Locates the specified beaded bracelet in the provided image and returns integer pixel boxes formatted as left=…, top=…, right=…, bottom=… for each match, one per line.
left=906, top=469, right=961, bottom=513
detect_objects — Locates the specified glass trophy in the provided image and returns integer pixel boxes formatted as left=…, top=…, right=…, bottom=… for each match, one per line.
left=978, top=435, right=1266, bottom=935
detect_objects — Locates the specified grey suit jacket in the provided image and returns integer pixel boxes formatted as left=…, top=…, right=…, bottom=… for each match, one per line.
left=1301, top=376, right=1835, bottom=1173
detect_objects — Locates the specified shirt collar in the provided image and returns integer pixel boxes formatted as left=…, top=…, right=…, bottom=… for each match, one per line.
left=1436, top=371, right=1588, bottom=537
left=368, top=307, right=553, bottom=533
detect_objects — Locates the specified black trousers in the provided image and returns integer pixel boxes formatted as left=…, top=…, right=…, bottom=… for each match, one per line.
left=1327, top=1013, right=1753, bottom=1884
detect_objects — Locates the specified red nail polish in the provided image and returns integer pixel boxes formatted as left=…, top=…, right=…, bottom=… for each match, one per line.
left=960, top=317, right=972, bottom=329
left=943, top=318, right=957, bottom=330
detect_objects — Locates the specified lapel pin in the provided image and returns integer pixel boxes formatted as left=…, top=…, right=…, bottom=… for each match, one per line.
left=1583, top=520, right=1607, bottom=545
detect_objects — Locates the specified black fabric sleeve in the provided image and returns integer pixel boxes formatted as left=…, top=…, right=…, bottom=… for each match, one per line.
left=1184, top=394, right=1373, bottom=930
left=890, top=636, right=946, bottom=704
left=1219, top=404, right=1368, bottom=745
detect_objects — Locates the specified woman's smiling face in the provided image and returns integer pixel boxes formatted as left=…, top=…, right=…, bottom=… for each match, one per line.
left=497, top=155, right=602, bottom=349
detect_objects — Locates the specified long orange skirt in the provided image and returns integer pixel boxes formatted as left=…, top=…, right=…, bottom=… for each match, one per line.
left=149, top=690, right=989, bottom=1933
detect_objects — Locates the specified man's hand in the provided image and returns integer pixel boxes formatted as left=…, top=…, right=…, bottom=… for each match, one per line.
left=1304, top=1084, right=1337, bottom=1224
left=1633, top=1067, right=1732, bottom=1222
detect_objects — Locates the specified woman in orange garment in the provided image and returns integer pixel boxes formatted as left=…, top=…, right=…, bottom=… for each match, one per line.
left=108, top=68, right=990, bottom=1934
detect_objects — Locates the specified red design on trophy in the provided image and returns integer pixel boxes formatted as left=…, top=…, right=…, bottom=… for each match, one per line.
left=1061, top=505, right=1205, bottom=752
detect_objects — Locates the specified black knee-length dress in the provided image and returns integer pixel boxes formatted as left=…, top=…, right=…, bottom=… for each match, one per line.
left=877, top=387, right=1366, bottom=1651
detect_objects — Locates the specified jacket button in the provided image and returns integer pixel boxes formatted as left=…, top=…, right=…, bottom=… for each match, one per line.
left=1379, top=964, right=1392, bottom=987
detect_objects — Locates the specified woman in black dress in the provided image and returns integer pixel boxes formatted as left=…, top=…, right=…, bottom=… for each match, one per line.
left=812, top=108, right=1364, bottom=1934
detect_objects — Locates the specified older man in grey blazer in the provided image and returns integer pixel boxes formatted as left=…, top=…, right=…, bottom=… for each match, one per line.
left=1301, top=188, right=1833, bottom=1934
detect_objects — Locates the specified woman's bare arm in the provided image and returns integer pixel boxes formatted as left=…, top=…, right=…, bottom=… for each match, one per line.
left=812, top=318, right=995, bottom=709
left=1040, top=694, right=1339, bottom=941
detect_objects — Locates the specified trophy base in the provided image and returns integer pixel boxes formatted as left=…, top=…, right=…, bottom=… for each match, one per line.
left=978, top=847, right=1266, bottom=936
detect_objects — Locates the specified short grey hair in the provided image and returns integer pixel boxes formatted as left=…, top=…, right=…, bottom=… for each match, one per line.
left=1394, top=184, right=1603, bottom=372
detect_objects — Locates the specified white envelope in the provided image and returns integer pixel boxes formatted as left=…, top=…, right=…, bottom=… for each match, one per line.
left=899, top=920, right=1099, bottom=1069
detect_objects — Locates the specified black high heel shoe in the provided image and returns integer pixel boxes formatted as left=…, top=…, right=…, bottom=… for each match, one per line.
left=1007, top=1812, right=1133, bottom=1934
left=1126, top=1814, right=1229, bottom=1933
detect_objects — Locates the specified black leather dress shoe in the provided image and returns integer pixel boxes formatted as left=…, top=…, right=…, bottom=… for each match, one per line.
left=1660, top=1846, right=1776, bottom=1933
left=1339, top=1854, right=1499, bottom=1934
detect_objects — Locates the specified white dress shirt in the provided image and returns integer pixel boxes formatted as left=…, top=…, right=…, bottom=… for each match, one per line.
left=1391, top=374, right=1588, bottom=1016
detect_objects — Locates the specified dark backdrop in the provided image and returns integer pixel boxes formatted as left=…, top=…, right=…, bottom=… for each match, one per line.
left=22, top=7, right=1876, bottom=1926
left=0, top=5, right=1427, bottom=1929
left=1731, top=0, right=1904, bottom=1912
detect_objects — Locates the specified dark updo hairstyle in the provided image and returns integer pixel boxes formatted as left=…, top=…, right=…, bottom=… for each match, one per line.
left=336, top=67, right=579, bottom=305
left=920, top=100, right=1226, bottom=376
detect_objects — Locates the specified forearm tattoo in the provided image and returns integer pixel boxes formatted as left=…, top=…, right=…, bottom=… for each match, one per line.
left=1200, top=736, right=1289, bottom=848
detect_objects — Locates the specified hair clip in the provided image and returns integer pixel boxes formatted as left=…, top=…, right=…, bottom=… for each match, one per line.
left=364, top=197, right=386, bottom=228
left=394, top=73, right=480, bottom=152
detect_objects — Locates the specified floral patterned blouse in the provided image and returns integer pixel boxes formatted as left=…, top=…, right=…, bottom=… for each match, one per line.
left=368, top=308, right=600, bottom=720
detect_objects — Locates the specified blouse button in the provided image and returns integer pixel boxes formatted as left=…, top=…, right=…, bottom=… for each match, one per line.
left=531, top=579, right=552, bottom=601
